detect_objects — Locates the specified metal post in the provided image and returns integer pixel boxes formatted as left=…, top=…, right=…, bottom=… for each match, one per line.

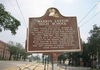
left=44, top=55, right=46, bottom=70
left=52, top=55, right=54, bottom=70
left=52, top=53, right=58, bottom=70
left=47, top=55, right=49, bottom=70
left=65, top=64, right=67, bottom=70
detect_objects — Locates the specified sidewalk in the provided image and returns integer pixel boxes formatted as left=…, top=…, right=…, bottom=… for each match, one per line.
left=4, top=63, right=91, bottom=70
left=59, top=64, right=90, bottom=70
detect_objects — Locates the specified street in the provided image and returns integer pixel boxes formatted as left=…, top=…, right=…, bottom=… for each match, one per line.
left=0, top=61, right=91, bottom=70
left=0, top=61, right=30, bottom=70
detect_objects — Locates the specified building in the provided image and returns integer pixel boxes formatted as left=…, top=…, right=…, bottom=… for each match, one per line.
left=0, top=40, right=10, bottom=60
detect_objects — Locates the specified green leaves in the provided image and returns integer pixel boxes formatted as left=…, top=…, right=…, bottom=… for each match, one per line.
left=88, top=25, right=100, bottom=51
left=0, top=4, right=20, bottom=34
left=8, top=41, right=30, bottom=60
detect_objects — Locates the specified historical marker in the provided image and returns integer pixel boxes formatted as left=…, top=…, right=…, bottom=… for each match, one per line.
left=26, top=8, right=82, bottom=53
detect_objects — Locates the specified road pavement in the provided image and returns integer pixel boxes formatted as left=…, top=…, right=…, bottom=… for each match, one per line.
left=0, top=61, right=31, bottom=70
left=0, top=61, right=91, bottom=70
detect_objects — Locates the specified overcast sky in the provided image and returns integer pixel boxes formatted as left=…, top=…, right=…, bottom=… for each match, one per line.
left=0, top=0, right=100, bottom=47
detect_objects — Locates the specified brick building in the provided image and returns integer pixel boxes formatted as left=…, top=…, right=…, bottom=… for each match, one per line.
left=0, top=40, right=10, bottom=60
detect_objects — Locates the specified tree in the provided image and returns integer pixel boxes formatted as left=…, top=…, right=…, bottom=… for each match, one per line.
left=21, top=49, right=30, bottom=61
left=58, top=53, right=68, bottom=64
left=81, top=42, right=91, bottom=67
left=8, top=41, right=31, bottom=61
left=88, top=24, right=100, bottom=65
left=0, top=4, right=20, bottom=34
left=8, top=45, right=18, bottom=60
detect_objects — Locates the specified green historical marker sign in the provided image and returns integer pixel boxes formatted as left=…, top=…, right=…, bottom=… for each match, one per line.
left=26, top=8, right=82, bottom=53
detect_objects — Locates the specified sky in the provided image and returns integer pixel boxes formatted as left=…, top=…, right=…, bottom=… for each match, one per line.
left=0, top=0, right=100, bottom=47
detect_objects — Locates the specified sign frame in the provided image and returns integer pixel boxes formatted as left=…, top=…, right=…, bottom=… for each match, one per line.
left=26, top=8, right=82, bottom=53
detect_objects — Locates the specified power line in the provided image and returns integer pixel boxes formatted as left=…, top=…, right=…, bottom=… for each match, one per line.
left=78, top=3, right=97, bottom=25
left=80, top=11, right=100, bottom=27
left=15, top=0, right=27, bottom=27
left=4, top=0, right=21, bottom=20
left=4, top=0, right=27, bottom=27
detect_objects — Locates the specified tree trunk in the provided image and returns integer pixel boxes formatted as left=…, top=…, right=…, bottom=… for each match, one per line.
left=98, top=52, right=100, bottom=64
left=9, top=54, right=12, bottom=60
left=2, top=47, right=5, bottom=60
